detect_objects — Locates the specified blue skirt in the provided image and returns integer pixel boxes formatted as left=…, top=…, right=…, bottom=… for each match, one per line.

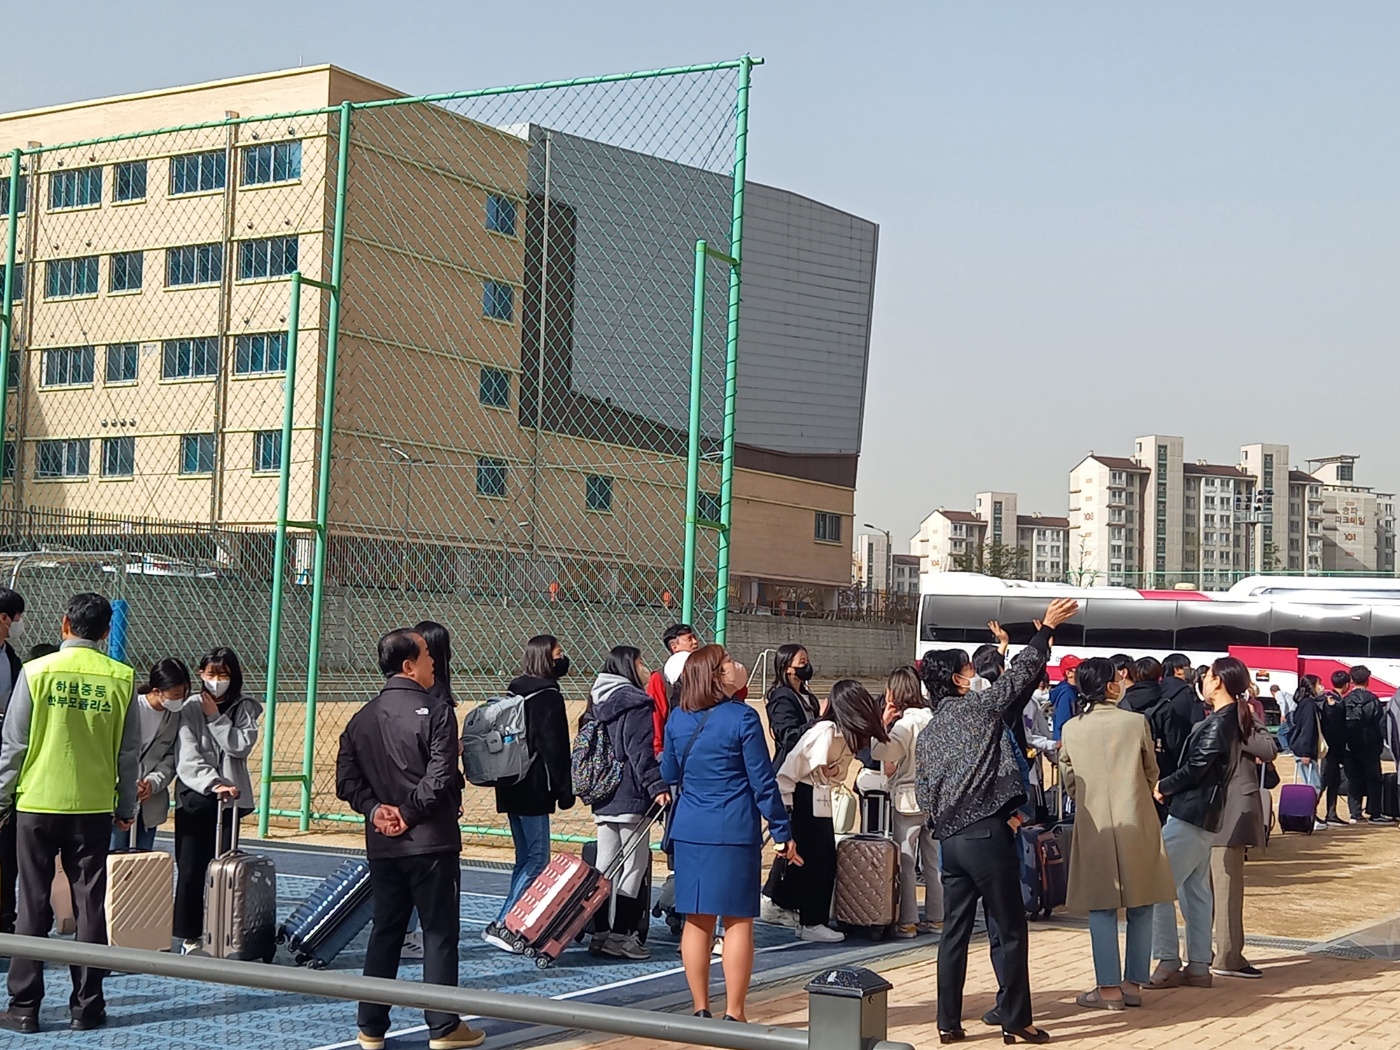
left=672, top=841, right=762, bottom=918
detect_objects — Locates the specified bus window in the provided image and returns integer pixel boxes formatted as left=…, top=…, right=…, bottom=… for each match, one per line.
left=1083, top=599, right=1175, bottom=650
left=1268, top=604, right=1370, bottom=656
left=997, top=596, right=1086, bottom=646
left=1174, top=601, right=1269, bottom=651
left=1369, top=606, right=1400, bottom=658
left=918, top=594, right=1001, bottom=644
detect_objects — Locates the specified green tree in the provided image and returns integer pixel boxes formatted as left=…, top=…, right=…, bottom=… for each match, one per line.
left=952, top=539, right=1029, bottom=580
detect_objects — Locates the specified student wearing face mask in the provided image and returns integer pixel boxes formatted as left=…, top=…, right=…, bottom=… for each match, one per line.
left=765, top=645, right=821, bottom=770
left=172, top=646, right=262, bottom=954
left=0, top=585, right=25, bottom=936
left=110, top=659, right=191, bottom=852
left=481, top=635, right=576, bottom=954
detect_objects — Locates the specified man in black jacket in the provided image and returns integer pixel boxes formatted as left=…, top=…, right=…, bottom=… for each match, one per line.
left=0, top=585, right=25, bottom=935
left=1162, top=653, right=1204, bottom=734
left=336, top=629, right=482, bottom=1050
left=1319, top=673, right=1351, bottom=825
left=1119, top=656, right=1184, bottom=818
left=1343, top=666, right=1390, bottom=824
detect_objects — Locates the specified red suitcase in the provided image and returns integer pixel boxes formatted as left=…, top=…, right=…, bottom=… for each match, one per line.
left=504, top=853, right=612, bottom=969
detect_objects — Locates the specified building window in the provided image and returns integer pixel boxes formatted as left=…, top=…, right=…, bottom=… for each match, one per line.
left=479, top=366, right=511, bottom=407
left=3, top=262, right=23, bottom=302
left=486, top=195, right=517, bottom=236
left=483, top=280, right=514, bottom=321
left=162, top=337, right=218, bottom=379
left=109, top=251, right=143, bottom=292
left=45, top=256, right=99, bottom=298
left=237, top=237, right=297, bottom=280
left=585, top=475, right=613, bottom=512
left=476, top=457, right=507, bottom=498
left=101, top=437, right=135, bottom=478
left=106, top=343, right=138, bottom=384
left=234, top=332, right=287, bottom=374
left=170, top=151, right=226, bottom=195
left=36, top=439, right=89, bottom=478
left=41, top=346, right=95, bottom=388
left=253, top=430, right=282, bottom=473
left=114, top=160, right=147, bottom=202
left=698, top=491, right=721, bottom=523
left=49, top=167, right=102, bottom=209
left=0, top=174, right=27, bottom=214
left=6, top=353, right=17, bottom=390
left=1, top=441, right=13, bottom=480
left=180, top=434, right=216, bottom=476
left=1337, top=462, right=1354, bottom=482
left=166, top=243, right=223, bottom=286
left=814, top=512, right=842, bottom=543
left=241, top=141, right=302, bottom=185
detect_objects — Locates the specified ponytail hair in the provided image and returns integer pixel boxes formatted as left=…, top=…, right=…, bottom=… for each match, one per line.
left=1072, top=657, right=1114, bottom=715
left=140, top=657, right=191, bottom=697
left=1209, top=655, right=1256, bottom=739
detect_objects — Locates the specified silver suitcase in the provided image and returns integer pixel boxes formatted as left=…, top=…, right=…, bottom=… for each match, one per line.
left=202, top=800, right=277, bottom=962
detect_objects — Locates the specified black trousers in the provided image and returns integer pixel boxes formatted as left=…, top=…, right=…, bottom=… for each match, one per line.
left=1321, top=748, right=1346, bottom=816
left=7, top=813, right=112, bottom=1019
left=938, top=817, right=1032, bottom=1033
left=1344, top=746, right=1383, bottom=820
left=173, top=799, right=240, bottom=941
left=0, top=815, right=16, bottom=933
left=766, top=784, right=837, bottom=927
left=359, top=851, right=462, bottom=1040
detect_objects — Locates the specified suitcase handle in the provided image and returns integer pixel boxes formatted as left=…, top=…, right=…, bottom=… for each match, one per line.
left=215, top=797, right=241, bottom=858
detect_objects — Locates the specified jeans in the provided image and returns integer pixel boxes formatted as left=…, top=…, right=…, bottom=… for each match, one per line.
left=1089, top=906, right=1153, bottom=987
left=109, top=813, right=158, bottom=853
left=1295, top=759, right=1322, bottom=792
left=496, top=813, right=551, bottom=922
left=1277, top=722, right=1292, bottom=754
left=1152, top=816, right=1215, bottom=974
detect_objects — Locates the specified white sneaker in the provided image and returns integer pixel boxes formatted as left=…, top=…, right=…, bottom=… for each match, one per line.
left=1313, top=820, right=1329, bottom=832
left=481, top=922, right=518, bottom=954
left=181, top=939, right=203, bottom=956
left=797, top=924, right=845, bottom=943
left=760, top=897, right=799, bottom=928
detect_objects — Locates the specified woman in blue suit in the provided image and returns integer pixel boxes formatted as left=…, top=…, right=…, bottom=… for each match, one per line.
left=662, top=644, right=801, bottom=1022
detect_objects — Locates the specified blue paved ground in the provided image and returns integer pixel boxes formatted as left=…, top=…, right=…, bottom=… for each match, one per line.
left=2, top=841, right=929, bottom=1050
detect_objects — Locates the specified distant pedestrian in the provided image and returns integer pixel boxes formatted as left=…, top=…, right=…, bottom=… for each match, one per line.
left=1272, top=685, right=1295, bottom=753
left=1289, top=676, right=1326, bottom=822
left=336, top=628, right=482, bottom=1050
left=646, top=624, right=700, bottom=755
left=1319, top=673, right=1350, bottom=825
left=1343, top=667, right=1388, bottom=823
left=1049, top=655, right=1081, bottom=741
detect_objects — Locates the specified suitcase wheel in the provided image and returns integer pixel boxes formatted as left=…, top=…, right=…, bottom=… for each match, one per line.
left=869, top=925, right=887, bottom=942
left=293, top=953, right=309, bottom=967
left=666, top=915, right=683, bottom=937
left=534, top=955, right=553, bottom=970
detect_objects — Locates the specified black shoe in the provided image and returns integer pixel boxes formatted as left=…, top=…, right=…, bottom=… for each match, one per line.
left=939, top=1031, right=966, bottom=1044
left=982, top=1009, right=1002, bottom=1027
left=695, top=1010, right=713, bottom=1018
left=1003, top=1026, right=1051, bottom=1045
left=0, top=1011, right=40, bottom=1034
left=70, top=1012, right=107, bottom=1032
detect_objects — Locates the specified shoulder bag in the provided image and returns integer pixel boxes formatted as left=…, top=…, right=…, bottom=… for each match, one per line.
left=660, top=708, right=715, bottom=854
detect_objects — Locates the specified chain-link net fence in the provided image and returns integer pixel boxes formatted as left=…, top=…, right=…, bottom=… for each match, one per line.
left=0, top=59, right=756, bottom=842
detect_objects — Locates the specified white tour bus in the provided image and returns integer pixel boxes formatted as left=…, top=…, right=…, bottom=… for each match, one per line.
left=916, top=573, right=1400, bottom=715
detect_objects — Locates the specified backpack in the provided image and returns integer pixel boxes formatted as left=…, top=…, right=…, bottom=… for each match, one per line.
left=461, top=692, right=537, bottom=787
left=1145, top=698, right=1186, bottom=776
left=571, top=715, right=624, bottom=806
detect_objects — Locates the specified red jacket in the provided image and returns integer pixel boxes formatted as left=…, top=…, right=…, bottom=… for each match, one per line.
left=647, top=669, right=747, bottom=755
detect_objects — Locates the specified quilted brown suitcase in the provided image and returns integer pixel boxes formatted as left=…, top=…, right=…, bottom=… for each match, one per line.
left=106, top=825, right=175, bottom=950
left=834, top=790, right=899, bottom=935
left=202, top=801, right=277, bottom=962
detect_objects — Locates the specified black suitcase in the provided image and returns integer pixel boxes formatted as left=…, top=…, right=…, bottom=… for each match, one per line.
left=1382, top=772, right=1400, bottom=819
left=278, top=858, right=374, bottom=968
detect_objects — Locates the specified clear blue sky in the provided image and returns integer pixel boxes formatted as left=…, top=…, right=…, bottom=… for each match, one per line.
left=5, top=1, right=1398, bottom=546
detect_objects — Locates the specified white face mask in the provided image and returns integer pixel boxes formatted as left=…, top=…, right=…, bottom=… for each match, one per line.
left=957, top=673, right=990, bottom=694
left=161, top=695, right=188, bottom=712
left=203, top=677, right=231, bottom=698
left=7, top=617, right=24, bottom=641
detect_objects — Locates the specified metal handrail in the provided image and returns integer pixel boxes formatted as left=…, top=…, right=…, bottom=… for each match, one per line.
left=0, top=934, right=910, bottom=1050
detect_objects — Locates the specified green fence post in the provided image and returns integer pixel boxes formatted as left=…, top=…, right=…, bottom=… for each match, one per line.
left=0, top=149, right=22, bottom=487
left=714, top=57, right=756, bottom=645
left=257, top=272, right=303, bottom=838
left=681, top=240, right=708, bottom=625
left=299, top=102, right=353, bottom=831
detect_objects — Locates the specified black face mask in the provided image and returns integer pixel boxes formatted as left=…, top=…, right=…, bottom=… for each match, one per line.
left=552, top=656, right=571, bottom=679
left=793, top=663, right=815, bottom=683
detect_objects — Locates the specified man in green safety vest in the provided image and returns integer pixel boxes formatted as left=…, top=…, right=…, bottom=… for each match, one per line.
left=0, top=593, right=138, bottom=1035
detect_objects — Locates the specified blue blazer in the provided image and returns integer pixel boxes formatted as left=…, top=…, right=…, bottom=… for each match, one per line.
left=661, top=699, right=791, bottom=847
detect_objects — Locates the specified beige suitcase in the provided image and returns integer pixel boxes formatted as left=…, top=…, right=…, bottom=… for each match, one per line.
left=106, top=827, right=174, bottom=951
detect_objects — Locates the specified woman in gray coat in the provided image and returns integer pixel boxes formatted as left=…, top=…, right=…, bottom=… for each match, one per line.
left=1210, top=694, right=1277, bottom=979
left=109, top=658, right=192, bottom=852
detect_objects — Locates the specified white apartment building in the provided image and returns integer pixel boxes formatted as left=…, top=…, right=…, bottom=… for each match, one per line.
left=910, top=496, right=1068, bottom=582
left=1239, top=443, right=1324, bottom=573
left=1067, top=455, right=1148, bottom=586
left=1306, top=455, right=1396, bottom=574
left=910, top=509, right=986, bottom=574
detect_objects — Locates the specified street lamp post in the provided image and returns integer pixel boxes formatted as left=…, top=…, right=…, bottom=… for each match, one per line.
left=864, top=522, right=893, bottom=617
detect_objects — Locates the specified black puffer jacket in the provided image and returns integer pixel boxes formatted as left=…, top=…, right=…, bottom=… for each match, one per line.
left=1157, top=704, right=1243, bottom=834
left=1120, top=679, right=1187, bottom=780
left=494, top=675, right=575, bottom=817
left=1319, top=692, right=1349, bottom=752
left=589, top=674, right=666, bottom=817
left=1290, top=692, right=1322, bottom=761
left=766, top=684, right=820, bottom=769
left=1162, top=674, right=1204, bottom=732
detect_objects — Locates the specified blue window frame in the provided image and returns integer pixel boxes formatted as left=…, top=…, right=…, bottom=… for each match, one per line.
left=476, top=457, right=508, bottom=498
left=114, top=161, right=147, bottom=202
left=49, top=167, right=102, bottom=210
left=45, top=256, right=99, bottom=298
left=36, top=439, right=89, bottom=478
left=166, top=243, right=222, bottom=286
left=234, top=332, right=287, bottom=374
left=109, top=251, right=143, bottom=292
left=479, top=366, right=511, bottom=408
left=483, top=280, right=514, bottom=321
left=180, top=433, right=216, bottom=475
left=486, top=195, right=517, bottom=236
left=105, top=343, right=138, bottom=384
left=170, top=151, right=226, bottom=195
left=162, top=337, right=218, bottom=379
left=101, top=437, right=135, bottom=478
left=242, top=141, right=302, bottom=185
left=41, top=346, right=95, bottom=388
left=253, top=431, right=282, bottom=473
left=0, top=174, right=26, bottom=215
left=3, top=262, right=23, bottom=302
left=237, top=237, right=297, bottom=280
left=585, top=475, right=614, bottom=513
